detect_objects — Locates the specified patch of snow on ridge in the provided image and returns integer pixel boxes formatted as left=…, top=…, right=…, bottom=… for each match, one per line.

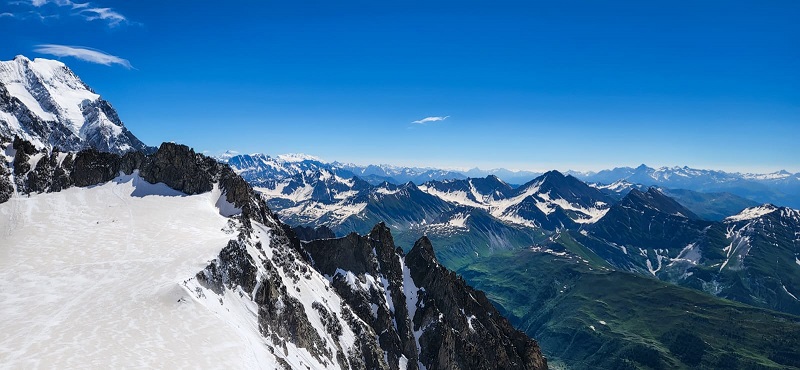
left=447, top=213, right=470, bottom=228
left=375, top=187, right=401, bottom=195
left=276, top=153, right=322, bottom=163
left=417, top=185, right=485, bottom=209
left=726, top=205, right=779, bottom=222
left=783, top=285, right=799, bottom=301
left=400, top=255, right=427, bottom=370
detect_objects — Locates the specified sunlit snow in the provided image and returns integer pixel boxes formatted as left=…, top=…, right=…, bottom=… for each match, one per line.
left=0, top=176, right=277, bottom=367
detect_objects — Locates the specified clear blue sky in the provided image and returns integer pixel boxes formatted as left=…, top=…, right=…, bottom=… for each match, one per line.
left=2, top=1, right=798, bottom=172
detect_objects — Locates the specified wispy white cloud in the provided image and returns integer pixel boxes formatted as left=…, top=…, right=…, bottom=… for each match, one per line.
left=79, top=7, right=125, bottom=27
left=33, top=44, right=132, bottom=68
left=412, top=116, right=450, bottom=124
left=12, top=0, right=128, bottom=27
left=0, top=12, right=15, bottom=17
left=30, top=0, right=73, bottom=6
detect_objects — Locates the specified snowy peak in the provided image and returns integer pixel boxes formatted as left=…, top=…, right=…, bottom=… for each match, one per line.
left=0, top=56, right=149, bottom=154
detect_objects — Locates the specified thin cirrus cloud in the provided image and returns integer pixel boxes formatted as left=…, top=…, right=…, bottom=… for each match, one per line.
left=14, top=0, right=128, bottom=27
left=79, top=7, right=126, bottom=27
left=34, top=44, right=132, bottom=68
left=412, top=116, right=450, bottom=124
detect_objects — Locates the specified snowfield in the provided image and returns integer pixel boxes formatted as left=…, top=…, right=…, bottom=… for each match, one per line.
left=0, top=174, right=276, bottom=368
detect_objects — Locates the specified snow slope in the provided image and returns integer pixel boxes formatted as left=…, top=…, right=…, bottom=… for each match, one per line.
left=0, top=175, right=277, bottom=367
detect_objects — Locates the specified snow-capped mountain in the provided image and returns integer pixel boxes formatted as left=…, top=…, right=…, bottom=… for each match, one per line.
left=0, top=56, right=149, bottom=154
left=226, top=153, right=467, bottom=186
left=563, top=187, right=800, bottom=316
left=419, top=171, right=614, bottom=229
left=0, top=137, right=547, bottom=369
left=252, top=170, right=617, bottom=268
left=257, top=169, right=612, bottom=233
left=574, top=164, right=800, bottom=209
left=335, top=162, right=467, bottom=185
left=227, top=153, right=336, bottom=185
left=252, top=169, right=543, bottom=268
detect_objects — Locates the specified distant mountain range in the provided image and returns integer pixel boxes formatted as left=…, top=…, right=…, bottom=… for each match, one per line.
left=227, top=152, right=467, bottom=186
left=573, top=164, right=800, bottom=209
left=225, top=153, right=800, bottom=208
left=251, top=163, right=800, bottom=317
left=250, top=169, right=627, bottom=268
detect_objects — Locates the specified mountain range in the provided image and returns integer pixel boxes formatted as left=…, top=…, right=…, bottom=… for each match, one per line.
left=226, top=153, right=800, bottom=209
left=251, top=157, right=800, bottom=316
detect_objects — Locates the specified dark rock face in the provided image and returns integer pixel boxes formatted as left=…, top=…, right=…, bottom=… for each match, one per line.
left=405, top=236, right=547, bottom=370
left=195, top=212, right=390, bottom=370
left=292, top=225, right=336, bottom=241
left=589, top=188, right=711, bottom=252
left=140, top=143, right=218, bottom=195
left=304, top=225, right=420, bottom=370
left=0, top=136, right=13, bottom=202
left=2, top=139, right=245, bottom=204
left=304, top=223, right=548, bottom=370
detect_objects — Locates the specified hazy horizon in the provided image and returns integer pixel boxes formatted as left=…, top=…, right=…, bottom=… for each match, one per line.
left=213, top=149, right=799, bottom=175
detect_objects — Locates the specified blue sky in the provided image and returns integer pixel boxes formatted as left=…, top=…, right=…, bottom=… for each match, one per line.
left=1, top=1, right=798, bottom=172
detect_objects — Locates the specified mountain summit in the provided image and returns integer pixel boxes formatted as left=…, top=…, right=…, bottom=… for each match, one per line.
left=0, top=55, right=149, bottom=154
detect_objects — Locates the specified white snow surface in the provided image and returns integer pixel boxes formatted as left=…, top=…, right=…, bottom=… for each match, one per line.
left=0, top=173, right=382, bottom=369
left=0, top=174, right=284, bottom=367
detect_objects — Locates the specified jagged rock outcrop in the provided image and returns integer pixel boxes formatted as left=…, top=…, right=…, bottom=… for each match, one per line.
left=3, top=139, right=256, bottom=210
left=303, top=223, right=548, bottom=370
